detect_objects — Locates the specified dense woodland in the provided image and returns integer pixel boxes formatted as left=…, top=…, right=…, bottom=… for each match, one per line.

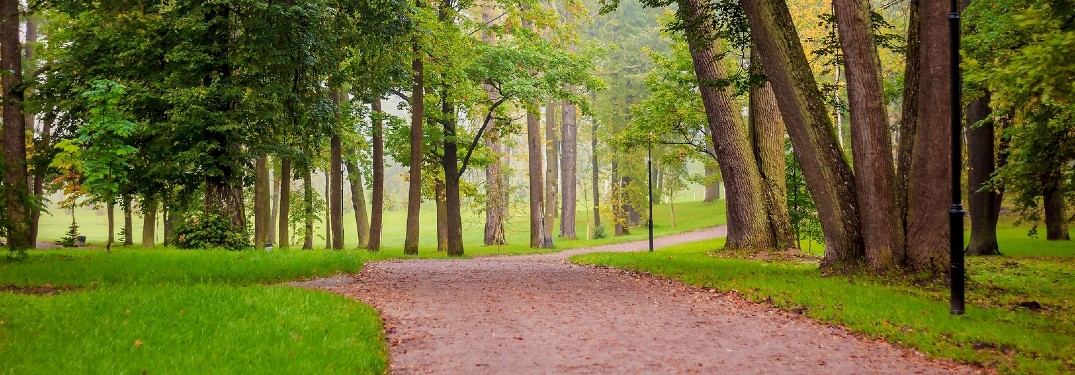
left=1, top=0, right=1073, bottom=277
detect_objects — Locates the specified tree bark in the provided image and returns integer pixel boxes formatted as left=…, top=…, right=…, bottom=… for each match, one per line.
left=404, top=51, right=424, bottom=255
left=142, top=199, right=156, bottom=248
left=528, top=105, right=552, bottom=248
left=1044, top=181, right=1069, bottom=241
left=481, top=8, right=508, bottom=246
left=106, top=202, right=115, bottom=251
left=369, top=98, right=385, bottom=251
left=269, top=159, right=279, bottom=244
left=279, top=158, right=292, bottom=249
left=682, top=0, right=777, bottom=250
left=896, top=0, right=921, bottom=265
left=1, top=0, right=32, bottom=251
left=123, top=197, right=134, bottom=246
left=435, top=177, right=448, bottom=252
left=612, top=160, right=628, bottom=236
left=741, top=0, right=865, bottom=267
left=905, top=0, right=953, bottom=273
left=303, top=169, right=314, bottom=249
left=324, top=171, right=331, bottom=249
left=254, top=155, right=271, bottom=247
left=750, top=66, right=795, bottom=249
left=591, top=112, right=602, bottom=231
left=966, top=94, right=1001, bottom=254
left=561, top=96, right=579, bottom=239
left=441, top=98, right=464, bottom=256
left=329, top=89, right=345, bottom=250
left=345, top=160, right=370, bottom=248
left=833, top=0, right=904, bottom=269
left=545, top=101, right=559, bottom=237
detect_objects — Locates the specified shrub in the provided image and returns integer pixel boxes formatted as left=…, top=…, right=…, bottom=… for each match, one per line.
left=592, top=224, right=607, bottom=239
left=174, top=214, right=250, bottom=250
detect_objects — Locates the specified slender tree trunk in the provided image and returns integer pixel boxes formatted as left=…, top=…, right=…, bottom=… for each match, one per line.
left=905, top=0, right=953, bottom=273
left=895, top=0, right=921, bottom=266
left=612, top=160, right=628, bottom=236
left=966, top=94, right=1001, bottom=254
left=26, top=18, right=45, bottom=247
left=330, top=89, right=345, bottom=250
left=545, top=101, right=559, bottom=237
left=441, top=98, right=464, bottom=256
left=435, top=177, right=448, bottom=252
left=279, top=158, right=292, bottom=249
left=1, top=0, right=31, bottom=251
left=704, top=163, right=720, bottom=202
left=270, top=160, right=279, bottom=244
left=683, top=0, right=776, bottom=249
left=142, top=199, right=157, bottom=249
left=123, top=197, right=134, bottom=246
left=164, top=203, right=177, bottom=247
left=106, top=202, right=115, bottom=251
left=833, top=0, right=904, bottom=269
left=750, top=65, right=795, bottom=249
left=370, top=99, right=385, bottom=251
left=481, top=8, right=508, bottom=246
left=741, top=0, right=865, bottom=267
left=254, top=155, right=271, bottom=247
left=528, top=105, right=552, bottom=248
left=303, top=169, right=314, bottom=249
left=324, top=172, right=331, bottom=249
left=404, top=51, right=424, bottom=255
left=345, top=160, right=370, bottom=248
left=591, top=114, right=602, bottom=231
left=561, top=96, right=579, bottom=239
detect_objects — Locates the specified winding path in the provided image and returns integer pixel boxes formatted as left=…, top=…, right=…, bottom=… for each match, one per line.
left=294, top=227, right=978, bottom=374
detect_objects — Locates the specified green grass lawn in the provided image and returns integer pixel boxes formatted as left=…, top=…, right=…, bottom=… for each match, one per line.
left=572, top=225, right=1075, bottom=374
left=0, top=249, right=386, bottom=374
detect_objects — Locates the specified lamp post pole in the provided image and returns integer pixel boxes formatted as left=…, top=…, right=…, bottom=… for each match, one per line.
left=949, top=0, right=966, bottom=315
left=648, top=137, right=654, bottom=252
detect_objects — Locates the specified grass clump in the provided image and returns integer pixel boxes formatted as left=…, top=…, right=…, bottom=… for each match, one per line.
left=572, top=238, right=1075, bottom=374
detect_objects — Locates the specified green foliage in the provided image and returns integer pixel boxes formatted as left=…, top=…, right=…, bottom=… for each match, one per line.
left=174, top=214, right=250, bottom=251
left=58, top=220, right=80, bottom=248
left=592, top=224, right=607, bottom=239
left=786, top=143, right=823, bottom=247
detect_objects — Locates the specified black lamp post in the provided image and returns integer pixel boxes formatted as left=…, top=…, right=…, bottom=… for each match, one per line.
left=949, top=0, right=966, bottom=315
left=648, top=136, right=654, bottom=252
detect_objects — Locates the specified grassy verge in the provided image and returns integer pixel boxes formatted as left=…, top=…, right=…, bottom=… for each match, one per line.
left=0, top=249, right=385, bottom=374
left=571, top=238, right=1075, bottom=374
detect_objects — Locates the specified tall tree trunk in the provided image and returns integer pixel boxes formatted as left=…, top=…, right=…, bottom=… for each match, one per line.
left=254, top=155, right=271, bottom=247
left=1, top=0, right=31, bottom=251
left=1044, top=180, right=1069, bottom=241
left=369, top=99, right=385, bottom=251
left=435, top=177, right=448, bottom=252
left=612, top=160, right=628, bottom=236
left=545, top=101, right=559, bottom=237
left=966, top=94, right=1001, bottom=254
left=750, top=66, right=795, bottom=249
left=528, top=105, right=552, bottom=248
left=561, top=96, right=578, bottom=239
left=833, top=0, right=904, bottom=269
left=164, top=203, right=178, bottom=247
left=269, top=160, right=279, bottom=244
left=741, top=0, right=865, bottom=267
left=204, top=176, right=246, bottom=233
left=26, top=17, right=45, bottom=247
left=123, top=197, right=134, bottom=246
left=441, top=98, right=464, bottom=256
left=481, top=8, right=508, bottom=246
left=895, top=0, right=921, bottom=266
left=683, top=0, right=776, bottom=249
left=279, top=158, right=292, bottom=249
left=142, top=199, right=156, bottom=248
left=106, top=202, right=115, bottom=251
left=324, top=172, right=331, bottom=249
left=303, top=169, right=314, bottom=249
left=345, top=160, right=370, bottom=248
left=404, top=51, right=424, bottom=255
left=905, top=0, right=953, bottom=273
left=329, top=89, right=345, bottom=250
left=591, top=113, right=602, bottom=231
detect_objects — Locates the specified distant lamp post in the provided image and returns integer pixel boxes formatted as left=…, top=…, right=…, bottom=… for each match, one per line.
left=648, top=134, right=654, bottom=253
left=949, top=0, right=966, bottom=315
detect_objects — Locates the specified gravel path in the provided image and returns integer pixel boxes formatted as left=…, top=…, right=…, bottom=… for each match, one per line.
left=295, top=227, right=979, bottom=374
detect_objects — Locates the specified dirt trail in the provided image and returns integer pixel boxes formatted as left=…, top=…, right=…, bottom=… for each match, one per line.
left=295, top=227, right=978, bottom=374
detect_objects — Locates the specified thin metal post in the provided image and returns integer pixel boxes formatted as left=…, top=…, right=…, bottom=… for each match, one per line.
left=949, top=0, right=966, bottom=315
left=648, top=139, right=654, bottom=252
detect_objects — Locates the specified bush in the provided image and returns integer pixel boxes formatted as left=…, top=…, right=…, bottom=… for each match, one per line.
left=592, top=224, right=607, bottom=239
left=174, top=214, right=250, bottom=250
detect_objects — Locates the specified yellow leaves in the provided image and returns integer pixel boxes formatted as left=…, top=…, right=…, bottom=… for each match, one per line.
left=133, top=339, right=143, bottom=348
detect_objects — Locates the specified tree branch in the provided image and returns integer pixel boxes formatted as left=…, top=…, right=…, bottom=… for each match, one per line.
left=457, top=96, right=508, bottom=178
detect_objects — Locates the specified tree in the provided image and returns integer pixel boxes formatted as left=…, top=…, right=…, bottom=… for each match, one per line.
left=1, top=0, right=32, bottom=254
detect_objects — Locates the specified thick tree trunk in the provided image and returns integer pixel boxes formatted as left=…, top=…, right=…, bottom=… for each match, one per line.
left=561, top=96, right=578, bottom=239
left=966, top=94, right=1001, bottom=255
left=905, top=0, right=953, bottom=273
left=303, top=169, right=314, bottom=249
left=527, top=105, right=552, bottom=248
left=204, top=176, right=246, bottom=233
left=435, top=178, right=448, bottom=252
left=896, top=0, right=921, bottom=264
left=591, top=115, right=602, bottom=231
left=441, top=99, right=464, bottom=256
left=1, top=0, right=32, bottom=251
left=330, top=89, right=345, bottom=250
left=683, top=0, right=776, bottom=250
left=254, top=155, right=271, bottom=247
left=741, top=0, right=865, bottom=267
left=142, top=200, right=157, bottom=248
left=123, top=197, right=134, bottom=246
left=750, top=69, right=795, bottom=249
left=833, top=0, right=904, bottom=269
left=545, top=101, right=559, bottom=237
left=279, top=158, right=292, bottom=249
left=1044, top=182, right=1069, bottom=241
left=345, top=160, right=370, bottom=248
left=370, top=99, right=385, bottom=251
left=404, top=54, right=424, bottom=255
